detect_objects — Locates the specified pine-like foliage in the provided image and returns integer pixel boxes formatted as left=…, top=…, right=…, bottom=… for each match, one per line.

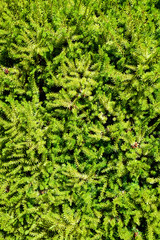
left=0, top=0, right=160, bottom=239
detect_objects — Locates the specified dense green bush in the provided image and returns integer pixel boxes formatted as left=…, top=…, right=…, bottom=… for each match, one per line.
left=0, top=0, right=160, bottom=239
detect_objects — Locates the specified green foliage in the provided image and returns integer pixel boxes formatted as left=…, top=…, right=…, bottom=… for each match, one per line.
left=0, top=0, right=160, bottom=239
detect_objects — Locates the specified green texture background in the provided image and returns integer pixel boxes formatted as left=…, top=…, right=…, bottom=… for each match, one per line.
left=0, top=0, right=160, bottom=239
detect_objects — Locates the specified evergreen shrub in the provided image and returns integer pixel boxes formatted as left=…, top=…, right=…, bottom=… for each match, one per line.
left=0, top=0, right=160, bottom=239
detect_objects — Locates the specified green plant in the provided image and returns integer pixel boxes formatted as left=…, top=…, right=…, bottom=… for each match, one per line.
left=0, top=0, right=160, bottom=239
